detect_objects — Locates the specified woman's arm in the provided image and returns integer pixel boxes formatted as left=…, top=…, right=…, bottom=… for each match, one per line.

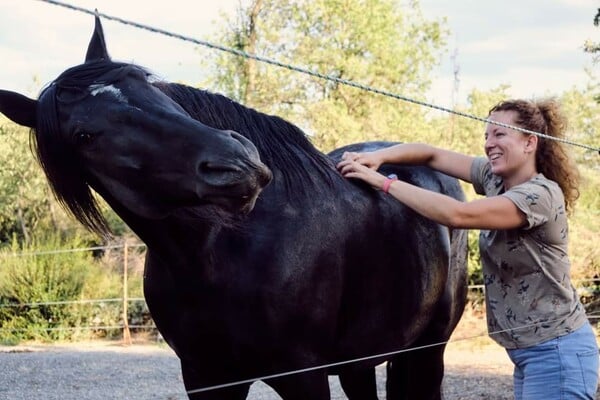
left=337, top=159, right=525, bottom=230
left=386, top=180, right=525, bottom=229
left=340, top=143, right=476, bottom=183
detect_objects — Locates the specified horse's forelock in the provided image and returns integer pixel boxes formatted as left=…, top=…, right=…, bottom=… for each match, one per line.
left=54, top=61, right=140, bottom=92
left=33, top=82, right=111, bottom=237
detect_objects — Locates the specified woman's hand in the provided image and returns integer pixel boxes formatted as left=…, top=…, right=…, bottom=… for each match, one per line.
left=338, top=151, right=382, bottom=170
left=337, top=152, right=387, bottom=190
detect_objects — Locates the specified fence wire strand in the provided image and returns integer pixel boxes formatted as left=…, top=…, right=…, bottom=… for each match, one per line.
left=34, top=0, right=600, bottom=154
left=185, top=316, right=568, bottom=395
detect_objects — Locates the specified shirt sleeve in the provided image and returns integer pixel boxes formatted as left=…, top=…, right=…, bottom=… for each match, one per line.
left=470, top=156, right=490, bottom=195
left=502, top=180, right=553, bottom=230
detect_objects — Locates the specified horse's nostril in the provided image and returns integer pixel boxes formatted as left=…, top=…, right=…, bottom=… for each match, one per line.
left=199, top=161, right=212, bottom=174
left=227, top=130, right=245, bottom=143
left=259, top=167, right=273, bottom=187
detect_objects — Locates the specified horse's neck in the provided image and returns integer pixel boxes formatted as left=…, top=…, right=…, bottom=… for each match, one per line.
left=148, top=223, right=216, bottom=267
left=102, top=193, right=217, bottom=269
left=164, top=83, right=336, bottom=189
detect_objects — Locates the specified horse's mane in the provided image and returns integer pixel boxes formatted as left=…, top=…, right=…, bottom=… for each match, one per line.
left=155, top=82, right=338, bottom=194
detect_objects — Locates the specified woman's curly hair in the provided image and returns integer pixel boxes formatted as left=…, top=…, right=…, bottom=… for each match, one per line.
left=489, top=98, right=580, bottom=214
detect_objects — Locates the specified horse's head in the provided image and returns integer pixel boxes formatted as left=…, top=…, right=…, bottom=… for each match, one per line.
left=0, top=17, right=272, bottom=235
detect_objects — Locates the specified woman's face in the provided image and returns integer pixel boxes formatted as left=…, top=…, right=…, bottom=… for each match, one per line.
left=484, top=110, right=534, bottom=177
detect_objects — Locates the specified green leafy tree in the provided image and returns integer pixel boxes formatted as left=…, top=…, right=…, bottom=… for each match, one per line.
left=202, top=0, right=448, bottom=151
left=584, top=8, right=600, bottom=104
left=584, top=8, right=600, bottom=64
left=430, top=85, right=510, bottom=156
left=0, top=234, right=132, bottom=343
left=0, top=122, right=53, bottom=244
left=560, top=74, right=600, bottom=168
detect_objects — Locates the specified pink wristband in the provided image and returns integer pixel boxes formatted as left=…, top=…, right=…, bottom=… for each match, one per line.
left=382, top=176, right=397, bottom=193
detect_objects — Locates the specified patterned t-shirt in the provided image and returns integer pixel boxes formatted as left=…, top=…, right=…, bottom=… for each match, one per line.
left=470, top=157, right=587, bottom=349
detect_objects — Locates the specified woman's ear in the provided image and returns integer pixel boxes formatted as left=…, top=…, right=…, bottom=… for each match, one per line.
left=524, top=134, right=538, bottom=154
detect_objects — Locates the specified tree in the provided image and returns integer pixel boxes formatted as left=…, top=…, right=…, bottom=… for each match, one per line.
left=429, top=85, right=510, bottom=156
left=583, top=8, right=600, bottom=64
left=560, top=76, right=600, bottom=168
left=583, top=8, right=600, bottom=105
left=0, top=122, right=52, bottom=244
left=202, top=0, right=448, bottom=151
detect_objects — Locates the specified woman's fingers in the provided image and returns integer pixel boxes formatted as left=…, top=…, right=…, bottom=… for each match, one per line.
left=338, top=160, right=388, bottom=190
left=338, top=160, right=356, bottom=174
left=341, top=151, right=357, bottom=161
left=337, top=156, right=360, bottom=170
left=339, top=160, right=370, bottom=176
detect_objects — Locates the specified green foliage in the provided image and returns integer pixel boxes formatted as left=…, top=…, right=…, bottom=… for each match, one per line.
left=0, top=234, right=93, bottom=342
left=0, top=234, right=136, bottom=343
left=560, top=75, right=600, bottom=168
left=569, top=167, right=600, bottom=279
left=0, top=122, right=52, bottom=244
left=437, top=85, right=510, bottom=154
left=203, top=0, right=448, bottom=151
left=583, top=8, right=600, bottom=64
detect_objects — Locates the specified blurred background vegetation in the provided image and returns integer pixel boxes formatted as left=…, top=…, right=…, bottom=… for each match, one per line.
left=0, top=0, right=598, bottom=343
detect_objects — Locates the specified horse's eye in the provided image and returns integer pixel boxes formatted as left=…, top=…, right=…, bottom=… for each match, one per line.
left=74, top=130, right=93, bottom=145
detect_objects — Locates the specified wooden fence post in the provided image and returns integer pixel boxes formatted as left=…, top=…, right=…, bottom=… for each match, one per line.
left=122, top=241, right=132, bottom=345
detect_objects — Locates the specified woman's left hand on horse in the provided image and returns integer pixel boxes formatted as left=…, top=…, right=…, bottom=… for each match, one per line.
left=339, top=151, right=382, bottom=170
left=337, top=155, right=386, bottom=190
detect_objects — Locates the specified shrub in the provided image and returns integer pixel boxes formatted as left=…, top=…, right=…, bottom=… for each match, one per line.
left=0, top=234, right=123, bottom=343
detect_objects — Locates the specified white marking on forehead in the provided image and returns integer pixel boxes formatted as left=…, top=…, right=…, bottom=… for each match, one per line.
left=89, top=84, right=127, bottom=102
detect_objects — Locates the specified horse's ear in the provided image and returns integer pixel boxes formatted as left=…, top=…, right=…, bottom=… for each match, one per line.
left=85, top=14, right=110, bottom=63
left=0, top=90, right=37, bottom=128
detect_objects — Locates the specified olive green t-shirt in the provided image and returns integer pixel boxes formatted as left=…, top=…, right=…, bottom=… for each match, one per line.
left=470, top=157, right=587, bottom=349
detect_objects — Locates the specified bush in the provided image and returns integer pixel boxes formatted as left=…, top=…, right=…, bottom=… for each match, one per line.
left=0, top=234, right=125, bottom=343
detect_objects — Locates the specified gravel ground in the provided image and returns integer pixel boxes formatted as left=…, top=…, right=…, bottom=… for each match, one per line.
left=0, top=339, right=515, bottom=400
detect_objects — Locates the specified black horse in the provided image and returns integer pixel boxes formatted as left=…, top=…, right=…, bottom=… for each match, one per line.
left=0, top=17, right=467, bottom=400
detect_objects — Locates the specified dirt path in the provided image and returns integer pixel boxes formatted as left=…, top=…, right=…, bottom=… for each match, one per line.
left=0, top=338, right=513, bottom=400
left=3, top=314, right=597, bottom=399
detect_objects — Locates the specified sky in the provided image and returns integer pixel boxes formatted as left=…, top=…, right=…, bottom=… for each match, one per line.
left=0, top=0, right=597, bottom=110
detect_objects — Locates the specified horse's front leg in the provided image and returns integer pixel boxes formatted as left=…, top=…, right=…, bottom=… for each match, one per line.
left=266, top=370, right=331, bottom=400
left=339, top=368, right=379, bottom=400
left=181, top=361, right=251, bottom=400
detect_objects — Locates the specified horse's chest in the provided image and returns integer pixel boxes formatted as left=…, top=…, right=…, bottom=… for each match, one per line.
left=145, top=264, right=267, bottom=336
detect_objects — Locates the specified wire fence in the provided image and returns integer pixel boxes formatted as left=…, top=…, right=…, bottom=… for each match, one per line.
left=0, top=242, right=153, bottom=343
left=1, top=241, right=599, bottom=343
